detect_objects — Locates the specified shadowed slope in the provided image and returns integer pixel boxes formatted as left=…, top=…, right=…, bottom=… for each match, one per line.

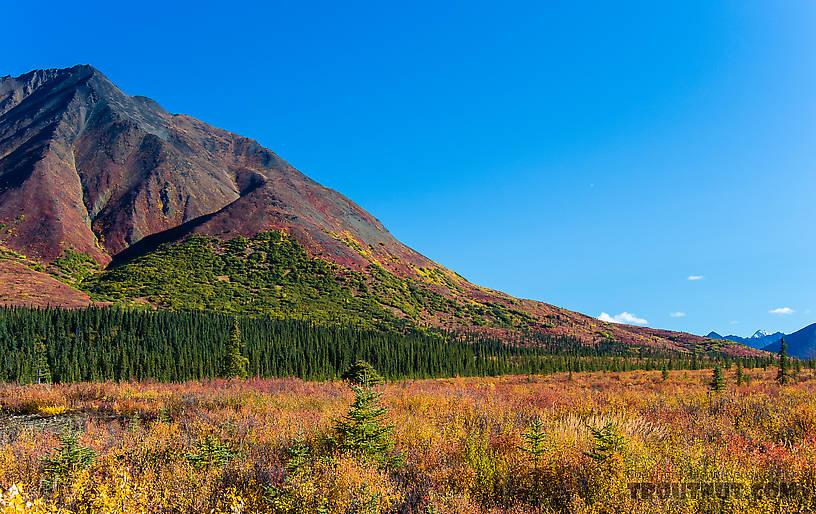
left=763, top=324, right=816, bottom=359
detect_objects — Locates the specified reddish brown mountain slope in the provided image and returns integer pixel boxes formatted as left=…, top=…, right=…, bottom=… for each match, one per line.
left=0, top=259, right=91, bottom=308
left=0, top=66, right=764, bottom=357
left=0, top=65, right=428, bottom=270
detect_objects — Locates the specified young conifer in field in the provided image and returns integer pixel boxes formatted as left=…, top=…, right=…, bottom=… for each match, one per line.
left=341, top=360, right=384, bottom=386
left=777, top=338, right=789, bottom=385
left=584, top=422, right=626, bottom=472
left=736, top=363, right=744, bottom=386
left=285, top=435, right=311, bottom=476
left=40, top=431, right=96, bottom=493
left=333, top=385, right=396, bottom=467
left=710, top=365, right=725, bottom=392
left=185, top=434, right=237, bottom=470
left=333, top=364, right=399, bottom=468
left=520, top=417, right=548, bottom=470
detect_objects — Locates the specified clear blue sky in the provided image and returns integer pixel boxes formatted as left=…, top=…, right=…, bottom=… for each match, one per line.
left=4, top=1, right=815, bottom=336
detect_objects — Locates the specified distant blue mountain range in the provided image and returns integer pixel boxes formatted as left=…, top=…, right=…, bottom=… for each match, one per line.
left=706, top=329, right=784, bottom=349
left=707, top=324, right=816, bottom=359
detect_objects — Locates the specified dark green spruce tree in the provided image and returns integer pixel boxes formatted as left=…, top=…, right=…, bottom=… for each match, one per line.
left=710, top=365, right=725, bottom=392
left=520, top=417, right=548, bottom=470
left=776, top=338, right=789, bottom=386
left=34, top=335, right=51, bottom=385
left=333, top=367, right=398, bottom=468
left=341, top=360, right=384, bottom=386
left=221, top=318, right=249, bottom=379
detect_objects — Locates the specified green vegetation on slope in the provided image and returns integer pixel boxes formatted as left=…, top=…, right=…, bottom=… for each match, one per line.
left=77, top=231, right=536, bottom=330
left=0, top=244, right=46, bottom=272
left=81, top=232, right=400, bottom=328
left=51, top=249, right=100, bottom=285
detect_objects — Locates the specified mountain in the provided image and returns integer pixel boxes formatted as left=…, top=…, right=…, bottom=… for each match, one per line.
left=0, top=65, right=765, bottom=357
left=762, top=324, right=816, bottom=359
left=0, top=65, right=425, bottom=269
left=706, top=329, right=784, bottom=349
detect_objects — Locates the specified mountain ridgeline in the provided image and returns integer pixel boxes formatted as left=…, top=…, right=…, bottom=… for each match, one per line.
left=0, top=65, right=767, bottom=365
left=760, top=324, right=816, bottom=359
left=706, top=330, right=785, bottom=350
left=707, top=325, right=816, bottom=359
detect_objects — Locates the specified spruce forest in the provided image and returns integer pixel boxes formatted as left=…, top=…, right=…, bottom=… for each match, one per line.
left=1, top=306, right=781, bottom=384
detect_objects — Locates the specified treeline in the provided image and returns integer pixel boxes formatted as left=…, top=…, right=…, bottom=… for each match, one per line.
left=0, top=306, right=798, bottom=384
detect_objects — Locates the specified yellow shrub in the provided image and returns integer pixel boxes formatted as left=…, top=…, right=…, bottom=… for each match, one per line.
left=0, top=484, right=59, bottom=513
left=38, top=406, right=69, bottom=417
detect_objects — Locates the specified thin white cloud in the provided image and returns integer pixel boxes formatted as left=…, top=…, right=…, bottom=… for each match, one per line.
left=598, top=312, right=648, bottom=325
left=769, top=307, right=794, bottom=315
left=730, top=320, right=739, bottom=325
left=669, top=312, right=686, bottom=318
left=688, top=275, right=704, bottom=281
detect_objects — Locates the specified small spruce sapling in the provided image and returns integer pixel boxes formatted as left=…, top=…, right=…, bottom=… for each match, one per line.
left=584, top=422, right=626, bottom=473
left=777, top=338, right=789, bottom=386
left=40, top=431, right=96, bottom=493
left=185, top=434, right=236, bottom=470
left=334, top=363, right=399, bottom=468
left=710, top=365, right=725, bottom=392
left=520, top=417, right=548, bottom=470
left=333, top=385, right=397, bottom=467
left=286, top=435, right=311, bottom=476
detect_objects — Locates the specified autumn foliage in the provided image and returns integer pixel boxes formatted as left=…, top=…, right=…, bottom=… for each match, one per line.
left=0, top=368, right=815, bottom=512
